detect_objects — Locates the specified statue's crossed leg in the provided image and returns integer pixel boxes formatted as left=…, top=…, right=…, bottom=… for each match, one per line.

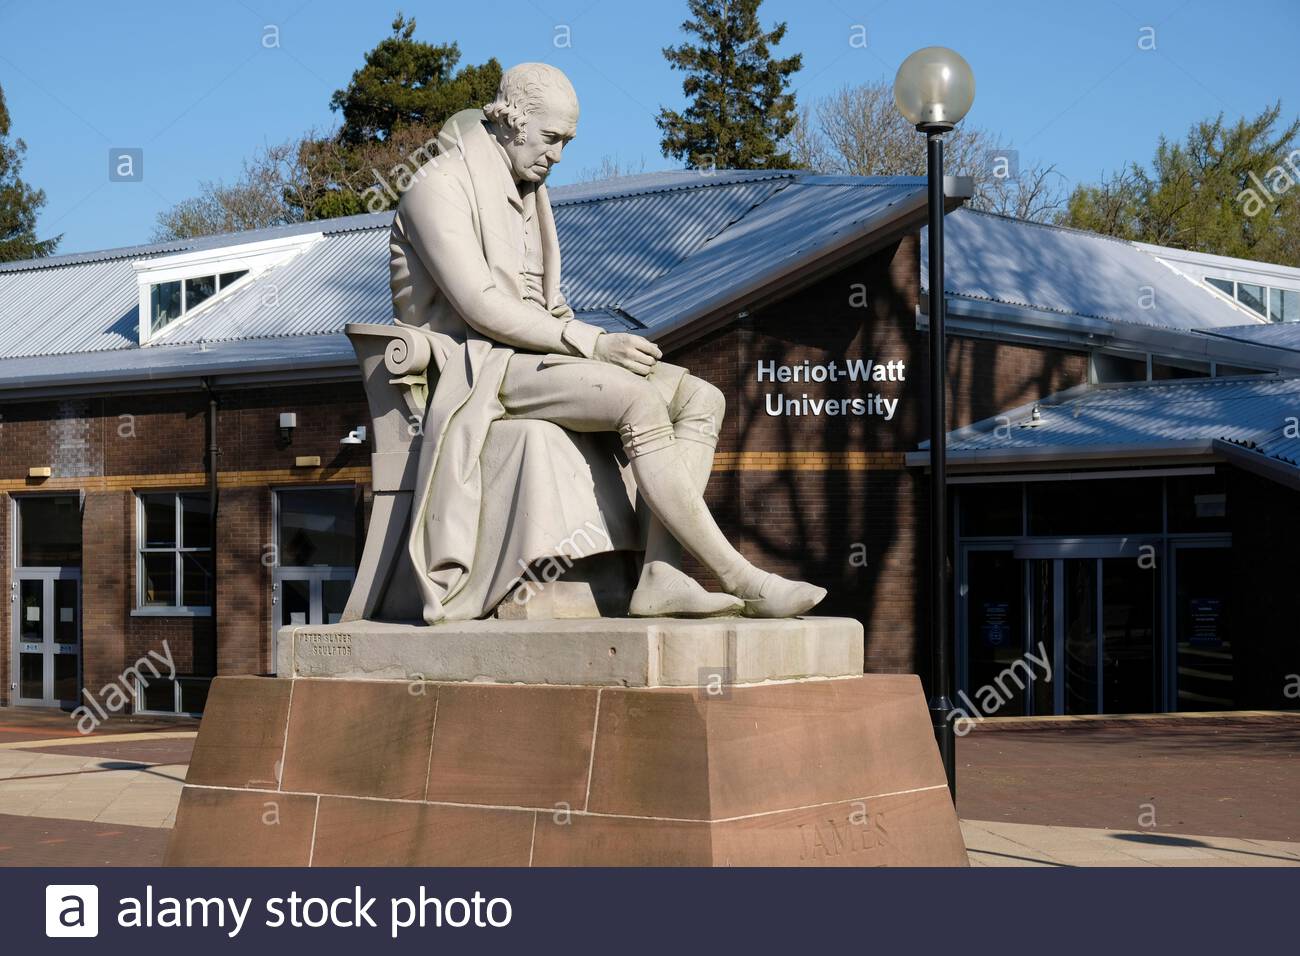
left=499, top=353, right=826, bottom=618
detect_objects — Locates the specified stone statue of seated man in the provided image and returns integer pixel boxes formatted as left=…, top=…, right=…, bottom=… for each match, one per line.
left=386, top=61, right=825, bottom=623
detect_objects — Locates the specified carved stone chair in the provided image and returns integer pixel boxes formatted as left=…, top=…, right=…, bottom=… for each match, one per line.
left=340, top=323, right=642, bottom=624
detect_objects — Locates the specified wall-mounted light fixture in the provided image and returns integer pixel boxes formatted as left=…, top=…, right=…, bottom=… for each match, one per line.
left=278, top=412, right=297, bottom=446
left=340, top=425, right=367, bottom=446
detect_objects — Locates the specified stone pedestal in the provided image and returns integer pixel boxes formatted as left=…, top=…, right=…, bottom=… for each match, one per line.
left=167, top=618, right=967, bottom=867
left=275, top=616, right=867, bottom=686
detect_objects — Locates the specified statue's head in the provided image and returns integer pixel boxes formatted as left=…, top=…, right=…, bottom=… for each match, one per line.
left=484, top=62, right=579, bottom=184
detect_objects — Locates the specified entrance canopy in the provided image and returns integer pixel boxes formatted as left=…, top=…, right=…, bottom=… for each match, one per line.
left=909, top=376, right=1300, bottom=489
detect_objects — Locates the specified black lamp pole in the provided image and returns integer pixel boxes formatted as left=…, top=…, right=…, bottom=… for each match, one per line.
left=894, top=45, right=973, bottom=807
left=924, top=129, right=956, bottom=801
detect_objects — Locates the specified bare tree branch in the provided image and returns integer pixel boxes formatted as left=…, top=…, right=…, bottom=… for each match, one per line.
left=784, top=79, right=1066, bottom=223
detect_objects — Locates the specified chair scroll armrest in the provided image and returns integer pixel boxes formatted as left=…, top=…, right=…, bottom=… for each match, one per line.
left=383, top=325, right=433, bottom=377
left=382, top=327, right=433, bottom=418
left=345, top=321, right=440, bottom=446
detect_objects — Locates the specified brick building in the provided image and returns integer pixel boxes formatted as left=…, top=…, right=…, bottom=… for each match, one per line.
left=1, top=170, right=1298, bottom=718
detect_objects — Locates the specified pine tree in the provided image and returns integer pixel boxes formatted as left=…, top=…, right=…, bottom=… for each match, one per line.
left=330, top=13, right=501, bottom=147
left=657, top=0, right=802, bottom=170
left=0, top=83, right=58, bottom=262
left=156, top=13, right=503, bottom=234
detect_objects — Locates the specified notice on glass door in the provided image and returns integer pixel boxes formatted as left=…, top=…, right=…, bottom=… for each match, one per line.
left=1189, top=597, right=1223, bottom=646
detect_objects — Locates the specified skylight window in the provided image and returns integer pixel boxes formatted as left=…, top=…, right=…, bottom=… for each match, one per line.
left=1204, top=276, right=1299, bottom=323
left=147, top=271, right=247, bottom=336
left=133, top=231, right=323, bottom=344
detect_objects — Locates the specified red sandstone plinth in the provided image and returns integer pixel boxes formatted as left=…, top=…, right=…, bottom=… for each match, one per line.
left=166, top=673, right=967, bottom=867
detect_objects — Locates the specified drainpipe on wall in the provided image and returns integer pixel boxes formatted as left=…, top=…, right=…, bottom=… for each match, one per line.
left=201, top=379, right=219, bottom=677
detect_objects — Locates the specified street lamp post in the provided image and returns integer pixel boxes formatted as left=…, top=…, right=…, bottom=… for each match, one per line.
left=893, top=47, right=975, bottom=802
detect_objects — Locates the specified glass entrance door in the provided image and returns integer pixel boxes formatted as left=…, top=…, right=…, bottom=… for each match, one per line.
left=964, top=549, right=1029, bottom=716
left=975, top=547, right=1160, bottom=716
left=13, top=570, right=81, bottom=708
left=1051, top=556, right=1159, bottom=715
left=269, top=486, right=359, bottom=673
left=1101, top=557, right=1158, bottom=713
left=1171, top=544, right=1235, bottom=710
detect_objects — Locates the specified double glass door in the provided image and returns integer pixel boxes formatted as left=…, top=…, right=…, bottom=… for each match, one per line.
left=1027, top=556, right=1159, bottom=715
left=964, top=547, right=1158, bottom=716
left=1171, top=544, right=1235, bottom=710
left=13, top=570, right=81, bottom=708
left=964, top=542, right=1233, bottom=715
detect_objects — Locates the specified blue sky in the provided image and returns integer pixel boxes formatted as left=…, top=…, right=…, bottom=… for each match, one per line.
left=2, top=0, right=1297, bottom=254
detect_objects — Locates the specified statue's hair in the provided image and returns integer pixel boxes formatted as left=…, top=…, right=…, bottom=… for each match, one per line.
left=484, top=63, right=577, bottom=137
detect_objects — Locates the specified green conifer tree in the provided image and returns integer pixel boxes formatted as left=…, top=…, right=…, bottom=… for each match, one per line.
left=657, top=0, right=802, bottom=170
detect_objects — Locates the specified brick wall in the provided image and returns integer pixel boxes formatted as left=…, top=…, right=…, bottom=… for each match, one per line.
left=946, top=336, right=1090, bottom=429
left=669, top=235, right=1089, bottom=677
left=0, top=383, right=369, bottom=708
left=216, top=485, right=270, bottom=676
left=81, top=491, right=130, bottom=699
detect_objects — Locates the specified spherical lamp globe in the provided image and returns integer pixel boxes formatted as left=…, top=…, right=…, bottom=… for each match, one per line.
left=893, top=46, right=975, bottom=131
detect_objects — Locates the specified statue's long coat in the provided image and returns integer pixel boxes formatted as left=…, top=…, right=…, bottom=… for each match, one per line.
left=389, top=110, right=644, bottom=622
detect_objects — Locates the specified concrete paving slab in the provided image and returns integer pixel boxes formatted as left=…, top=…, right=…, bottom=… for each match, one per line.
left=963, top=819, right=1300, bottom=867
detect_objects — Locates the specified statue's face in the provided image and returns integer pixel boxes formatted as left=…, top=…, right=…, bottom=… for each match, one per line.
left=500, top=93, right=578, bottom=184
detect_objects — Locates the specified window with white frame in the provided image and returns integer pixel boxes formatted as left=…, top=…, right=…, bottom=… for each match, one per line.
left=1205, top=276, right=1300, bottom=323
left=132, top=232, right=324, bottom=344
left=137, top=492, right=212, bottom=612
left=147, top=271, right=247, bottom=336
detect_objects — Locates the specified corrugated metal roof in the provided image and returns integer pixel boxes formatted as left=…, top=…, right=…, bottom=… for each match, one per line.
left=0, top=334, right=356, bottom=393
left=945, top=377, right=1300, bottom=474
left=621, top=179, right=927, bottom=334
left=4, top=168, right=1297, bottom=394
left=550, top=169, right=792, bottom=204
left=553, top=177, right=788, bottom=310
left=924, top=209, right=1264, bottom=331
left=0, top=212, right=395, bottom=360
left=1204, top=322, right=1300, bottom=351
left=152, top=230, right=393, bottom=345
left=0, top=212, right=390, bottom=274
left=0, top=171, right=865, bottom=364
left=148, top=177, right=789, bottom=344
left=0, top=257, right=140, bottom=357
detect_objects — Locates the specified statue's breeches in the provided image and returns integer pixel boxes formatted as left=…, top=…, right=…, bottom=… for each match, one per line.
left=499, top=354, right=723, bottom=459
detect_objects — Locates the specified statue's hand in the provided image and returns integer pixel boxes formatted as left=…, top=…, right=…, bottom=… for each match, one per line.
left=593, top=332, right=662, bottom=376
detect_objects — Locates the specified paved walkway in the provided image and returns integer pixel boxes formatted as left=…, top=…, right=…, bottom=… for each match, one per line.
left=0, top=748, right=185, bottom=828
left=0, top=708, right=196, bottom=744
left=962, top=820, right=1300, bottom=867
left=0, top=708, right=1297, bottom=866
left=957, top=713, right=1300, bottom=842
left=0, top=712, right=196, bottom=865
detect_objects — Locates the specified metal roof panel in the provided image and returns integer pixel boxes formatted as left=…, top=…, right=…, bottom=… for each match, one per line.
left=946, top=377, right=1300, bottom=481
left=925, top=209, right=1263, bottom=331
left=621, top=180, right=928, bottom=334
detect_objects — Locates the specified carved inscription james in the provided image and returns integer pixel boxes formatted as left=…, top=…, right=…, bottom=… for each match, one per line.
left=797, top=807, right=889, bottom=863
